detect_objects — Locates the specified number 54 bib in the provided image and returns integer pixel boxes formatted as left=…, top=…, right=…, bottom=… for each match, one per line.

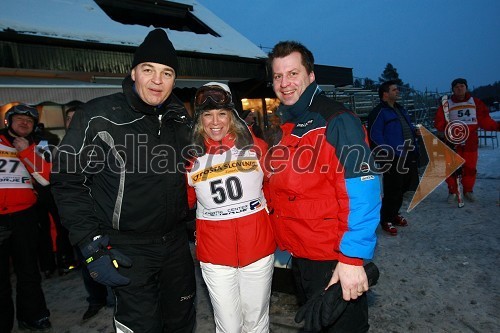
left=187, top=147, right=266, bottom=220
left=448, top=96, right=478, bottom=125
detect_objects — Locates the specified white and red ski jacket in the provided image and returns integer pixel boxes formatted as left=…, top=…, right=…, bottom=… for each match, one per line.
left=0, top=132, right=51, bottom=214
left=187, top=134, right=275, bottom=267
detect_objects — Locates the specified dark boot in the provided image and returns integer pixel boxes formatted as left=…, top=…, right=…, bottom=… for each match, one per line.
left=18, top=316, right=51, bottom=332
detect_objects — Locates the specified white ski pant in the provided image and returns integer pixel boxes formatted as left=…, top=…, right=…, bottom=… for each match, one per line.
left=200, top=254, right=274, bottom=333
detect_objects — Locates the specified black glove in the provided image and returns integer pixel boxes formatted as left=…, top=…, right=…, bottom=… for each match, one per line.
left=80, top=235, right=132, bottom=287
left=295, top=262, right=380, bottom=332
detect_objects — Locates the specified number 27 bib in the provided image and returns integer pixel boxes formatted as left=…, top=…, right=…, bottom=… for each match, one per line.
left=0, top=143, right=33, bottom=189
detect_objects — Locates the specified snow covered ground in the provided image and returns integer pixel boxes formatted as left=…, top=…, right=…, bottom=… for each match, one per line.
left=367, top=146, right=499, bottom=332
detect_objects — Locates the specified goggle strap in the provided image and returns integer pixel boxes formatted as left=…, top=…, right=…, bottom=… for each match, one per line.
left=195, top=86, right=232, bottom=107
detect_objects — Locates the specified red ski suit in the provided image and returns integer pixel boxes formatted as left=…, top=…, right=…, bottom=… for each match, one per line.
left=434, top=93, right=499, bottom=193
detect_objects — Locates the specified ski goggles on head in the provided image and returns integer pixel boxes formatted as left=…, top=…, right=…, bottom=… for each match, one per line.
left=5, top=104, right=39, bottom=127
left=11, top=104, right=39, bottom=119
left=194, top=85, right=233, bottom=109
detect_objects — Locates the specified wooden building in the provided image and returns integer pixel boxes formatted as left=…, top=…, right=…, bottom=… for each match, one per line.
left=1, top=0, right=353, bottom=138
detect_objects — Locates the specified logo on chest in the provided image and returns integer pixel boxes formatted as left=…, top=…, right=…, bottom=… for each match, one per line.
left=296, top=119, right=314, bottom=128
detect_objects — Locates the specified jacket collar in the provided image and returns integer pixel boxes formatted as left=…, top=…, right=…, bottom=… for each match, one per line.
left=204, top=135, right=236, bottom=154
left=0, top=128, right=34, bottom=145
left=451, top=92, right=471, bottom=103
left=380, top=100, right=403, bottom=111
left=122, top=75, right=190, bottom=124
left=277, top=82, right=321, bottom=123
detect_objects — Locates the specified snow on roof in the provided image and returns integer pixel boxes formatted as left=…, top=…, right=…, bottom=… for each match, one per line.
left=1, top=0, right=267, bottom=59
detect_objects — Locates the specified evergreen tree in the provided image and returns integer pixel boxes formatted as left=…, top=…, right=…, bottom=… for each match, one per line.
left=471, top=81, right=500, bottom=106
left=379, top=63, right=404, bottom=86
left=364, top=77, right=376, bottom=90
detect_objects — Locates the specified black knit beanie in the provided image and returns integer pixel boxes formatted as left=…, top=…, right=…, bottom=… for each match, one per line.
left=451, top=78, right=467, bottom=89
left=132, top=29, right=178, bottom=74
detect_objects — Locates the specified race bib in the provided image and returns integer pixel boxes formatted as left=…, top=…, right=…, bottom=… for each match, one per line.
left=448, top=97, right=478, bottom=125
left=188, top=147, right=266, bottom=220
left=0, top=144, right=33, bottom=189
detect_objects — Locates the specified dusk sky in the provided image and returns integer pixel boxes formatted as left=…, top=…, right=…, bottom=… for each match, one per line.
left=198, top=0, right=499, bottom=93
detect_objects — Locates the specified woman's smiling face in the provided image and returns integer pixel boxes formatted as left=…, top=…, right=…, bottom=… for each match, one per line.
left=201, top=109, right=231, bottom=141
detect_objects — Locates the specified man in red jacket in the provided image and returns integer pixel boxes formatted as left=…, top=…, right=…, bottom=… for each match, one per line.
left=266, top=41, right=381, bottom=332
left=0, top=104, right=52, bottom=332
left=434, top=78, right=500, bottom=202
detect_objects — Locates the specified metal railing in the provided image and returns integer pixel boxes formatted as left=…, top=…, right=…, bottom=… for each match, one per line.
left=329, top=86, right=441, bottom=129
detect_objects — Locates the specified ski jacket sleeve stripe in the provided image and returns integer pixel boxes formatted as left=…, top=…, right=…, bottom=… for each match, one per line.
left=326, top=111, right=381, bottom=263
left=18, top=143, right=51, bottom=186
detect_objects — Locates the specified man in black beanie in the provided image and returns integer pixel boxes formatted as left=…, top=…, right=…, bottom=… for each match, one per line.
left=51, top=29, right=196, bottom=332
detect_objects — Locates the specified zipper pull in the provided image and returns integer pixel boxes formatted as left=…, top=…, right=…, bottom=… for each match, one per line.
left=158, top=114, right=163, bottom=135
left=219, top=140, right=224, bottom=153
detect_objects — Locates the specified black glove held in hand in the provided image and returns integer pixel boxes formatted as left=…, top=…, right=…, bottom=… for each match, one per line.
left=80, top=235, right=132, bottom=287
left=295, top=262, right=380, bottom=332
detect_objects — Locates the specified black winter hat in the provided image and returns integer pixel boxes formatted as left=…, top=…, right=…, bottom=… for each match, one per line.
left=451, top=78, right=468, bottom=89
left=132, top=29, right=178, bottom=74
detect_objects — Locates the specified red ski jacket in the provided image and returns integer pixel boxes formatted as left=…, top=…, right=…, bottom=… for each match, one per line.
left=266, top=83, right=381, bottom=266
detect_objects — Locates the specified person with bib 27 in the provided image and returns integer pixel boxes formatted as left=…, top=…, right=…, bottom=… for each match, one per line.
left=186, top=82, right=276, bottom=333
left=0, top=104, right=52, bottom=332
left=434, top=78, right=500, bottom=203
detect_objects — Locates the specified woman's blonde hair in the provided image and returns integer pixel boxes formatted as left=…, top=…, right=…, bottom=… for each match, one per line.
left=190, top=107, right=253, bottom=156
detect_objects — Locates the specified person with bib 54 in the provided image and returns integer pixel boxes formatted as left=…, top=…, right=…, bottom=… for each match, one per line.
left=434, top=78, right=500, bottom=203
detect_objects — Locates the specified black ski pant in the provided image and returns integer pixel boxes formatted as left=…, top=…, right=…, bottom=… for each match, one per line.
left=381, top=154, right=419, bottom=222
left=111, top=225, right=196, bottom=333
left=36, top=187, right=75, bottom=273
left=292, top=257, right=369, bottom=333
left=0, top=206, right=50, bottom=332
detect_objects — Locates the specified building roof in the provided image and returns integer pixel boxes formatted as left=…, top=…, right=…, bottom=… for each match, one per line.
left=0, top=0, right=353, bottom=106
left=1, top=0, right=267, bottom=60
